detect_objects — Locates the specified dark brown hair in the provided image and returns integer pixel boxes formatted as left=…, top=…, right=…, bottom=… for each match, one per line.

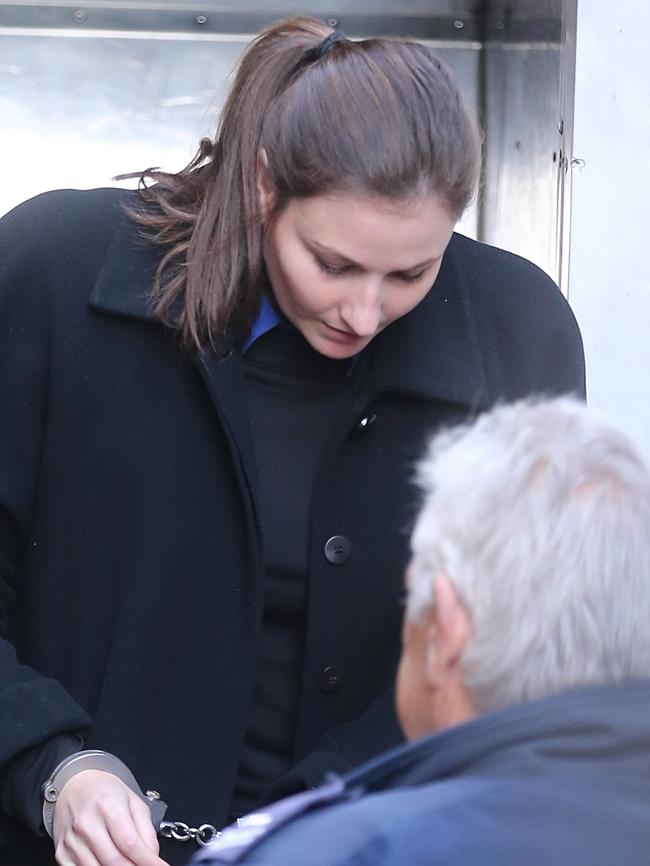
left=128, top=16, right=481, bottom=349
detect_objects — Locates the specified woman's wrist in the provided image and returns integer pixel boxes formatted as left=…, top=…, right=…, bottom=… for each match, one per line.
left=41, top=749, right=167, bottom=838
left=0, top=734, right=83, bottom=835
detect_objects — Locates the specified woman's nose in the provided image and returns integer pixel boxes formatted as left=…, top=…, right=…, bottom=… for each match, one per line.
left=340, top=284, right=382, bottom=337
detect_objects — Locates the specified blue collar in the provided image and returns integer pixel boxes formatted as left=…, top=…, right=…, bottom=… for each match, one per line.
left=242, top=295, right=281, bottom=353
left=241, top=296, right=361, bottom=375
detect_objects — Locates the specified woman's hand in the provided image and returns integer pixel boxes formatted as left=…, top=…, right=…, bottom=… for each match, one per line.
left=52, top=769, right=170, bottom=866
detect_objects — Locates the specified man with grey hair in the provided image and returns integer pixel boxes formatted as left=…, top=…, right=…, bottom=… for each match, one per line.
left=194, top=397, right=650, bottom=866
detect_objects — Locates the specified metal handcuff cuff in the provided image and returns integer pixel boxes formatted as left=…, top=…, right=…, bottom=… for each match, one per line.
left=42, top=750, right=221, bottom=848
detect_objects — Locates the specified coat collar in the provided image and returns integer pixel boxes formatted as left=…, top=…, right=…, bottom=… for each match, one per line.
left=90, top=208, right=162, bottom=323
left=362, top=234, right=489, bottom=409
left=343, top=679, right=650, bottom=795
left=192, top=681, right=650, bottom=866
left=89, top=217, right=489, bottom=409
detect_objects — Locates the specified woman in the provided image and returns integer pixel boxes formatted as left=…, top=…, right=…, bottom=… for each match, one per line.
left=0, top=16, right=585, bottom=866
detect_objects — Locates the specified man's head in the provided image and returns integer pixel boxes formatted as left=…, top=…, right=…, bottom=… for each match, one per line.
left=396, top=397, right=650, bottom=740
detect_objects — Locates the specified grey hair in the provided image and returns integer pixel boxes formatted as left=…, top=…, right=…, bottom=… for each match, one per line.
left=408, top=397, right=650, bottom=713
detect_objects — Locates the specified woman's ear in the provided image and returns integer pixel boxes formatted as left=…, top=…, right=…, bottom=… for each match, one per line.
left=256, top=149, right=275, bottom=220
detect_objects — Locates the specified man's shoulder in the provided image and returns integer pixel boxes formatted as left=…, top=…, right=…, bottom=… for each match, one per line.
left=197, top=778, right=490, bottom=866
left=260, top=782, right=488, bottom=863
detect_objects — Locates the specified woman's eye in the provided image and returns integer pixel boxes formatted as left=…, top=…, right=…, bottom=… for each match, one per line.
left=314, top=256, right=427, bottom=283
left=316, top=258, right=348, bottom=277
left=397, top=270, right=427, bottom=284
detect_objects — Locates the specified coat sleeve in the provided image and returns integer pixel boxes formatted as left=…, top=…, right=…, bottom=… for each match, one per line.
left=0, top=196, right=92, bottom=831
left=260, top=689, right=403, bottom=803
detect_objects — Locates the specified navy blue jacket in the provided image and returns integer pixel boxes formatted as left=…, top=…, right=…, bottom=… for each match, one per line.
left=196, top=681, right=650, bottom=866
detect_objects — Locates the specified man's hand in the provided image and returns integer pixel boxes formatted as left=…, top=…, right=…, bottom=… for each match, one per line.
left=52, top=769, right=170, bottom=866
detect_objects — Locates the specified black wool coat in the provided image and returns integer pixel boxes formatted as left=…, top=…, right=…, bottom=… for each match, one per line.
left=0, top=188, right=585, bottom=866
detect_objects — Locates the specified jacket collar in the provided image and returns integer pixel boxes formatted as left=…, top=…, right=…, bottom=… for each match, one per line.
left=343, top=680, right=650, bottom=795
left=90, top=212, right=162, bottom=323
left=362, top=233, right=489, bottom=409
left=89, top=219, right=489, bottom=409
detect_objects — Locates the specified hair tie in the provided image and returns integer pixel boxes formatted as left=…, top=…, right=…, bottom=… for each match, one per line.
left=293, top=29, right=350, bottom=77
left=315, top=29, right=349, bottom=59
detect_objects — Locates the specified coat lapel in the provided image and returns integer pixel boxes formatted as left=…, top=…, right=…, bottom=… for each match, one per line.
left=89, top=212, right=161, bottom=322
left=89, top=211, right=262, bottom=550
left=195, top=345, right=262, bottom=545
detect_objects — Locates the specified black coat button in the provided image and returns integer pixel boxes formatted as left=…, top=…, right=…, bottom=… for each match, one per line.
left=324, top=535, right=351, bottom=565
left=319, top=665, right=343, bottom=693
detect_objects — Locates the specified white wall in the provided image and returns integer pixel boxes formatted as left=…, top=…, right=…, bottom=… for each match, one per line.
left=568, top=0, right=650, bottom=460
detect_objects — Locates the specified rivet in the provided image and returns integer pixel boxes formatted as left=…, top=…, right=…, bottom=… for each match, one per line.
left=196, top=14, right=208, bottom=25
left=453, top=20, right=464, bottom=30
left=73, top=9, right=87, bottom=22
left=327, top=18, right=339, bottom=27
left=496, top=21, right=505, bottom=30
left=44, top=786, right=59, bottom=803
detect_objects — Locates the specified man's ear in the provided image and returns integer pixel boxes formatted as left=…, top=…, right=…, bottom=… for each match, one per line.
left=256, top=149, right=275, bottom=220
left=424, top=575, right=471, bottom=689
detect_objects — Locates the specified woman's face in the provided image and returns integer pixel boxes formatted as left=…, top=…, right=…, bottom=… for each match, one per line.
left=261, top=190, right=456, bottom=359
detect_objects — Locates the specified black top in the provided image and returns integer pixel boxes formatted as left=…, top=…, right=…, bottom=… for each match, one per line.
left=231, top=325, right=357, bottom=817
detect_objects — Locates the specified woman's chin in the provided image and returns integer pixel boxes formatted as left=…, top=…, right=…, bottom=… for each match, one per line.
left=302, top=324, right=372, bottom=359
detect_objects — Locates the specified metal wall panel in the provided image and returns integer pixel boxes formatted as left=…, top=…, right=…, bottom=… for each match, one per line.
left=1, top=33, right=245, bottom=214
left=0, top=2, right=485, bottom=40
left=0, top=30, right=481, bottom=239
left=0, top=0, right=565, bottom=278
left=481, top=44, right=562, bottom=278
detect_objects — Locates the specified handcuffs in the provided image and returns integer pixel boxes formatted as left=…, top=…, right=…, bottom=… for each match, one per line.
left=42, top=750, right=221, bottom=847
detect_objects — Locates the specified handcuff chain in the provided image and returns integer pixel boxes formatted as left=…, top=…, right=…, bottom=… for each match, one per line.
left=159, top=820, right=221, bottom=847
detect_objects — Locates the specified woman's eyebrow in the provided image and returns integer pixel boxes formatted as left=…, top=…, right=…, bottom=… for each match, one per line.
left=308, top=240, right=356, bottom=265
left=309, top=239, right=437, bottom=272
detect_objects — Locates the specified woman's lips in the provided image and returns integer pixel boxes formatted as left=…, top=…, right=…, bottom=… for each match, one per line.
left=322, top=323, right=360, bottom=342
